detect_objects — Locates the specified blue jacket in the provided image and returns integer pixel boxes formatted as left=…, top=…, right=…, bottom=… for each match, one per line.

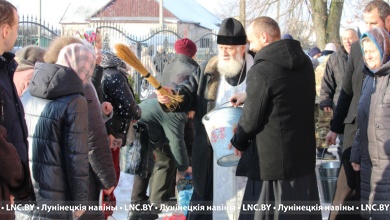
left=21, top=63, right=89, bottom=219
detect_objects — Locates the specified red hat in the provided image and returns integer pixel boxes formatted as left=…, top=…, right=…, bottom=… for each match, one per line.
left=174, top=38, right=197, bottom=57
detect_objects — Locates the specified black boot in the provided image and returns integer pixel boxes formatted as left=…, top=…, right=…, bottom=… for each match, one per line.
left=127, top=209, right=159, bottom=220
left=127, top=200, right=160, bottom=220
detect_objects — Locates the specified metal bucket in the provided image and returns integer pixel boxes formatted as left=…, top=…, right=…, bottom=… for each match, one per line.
left=318, top=161, right=340, bottom=203
left=202, top=104, right=242, bottom=167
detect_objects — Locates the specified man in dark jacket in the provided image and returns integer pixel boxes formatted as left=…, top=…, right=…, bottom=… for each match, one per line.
left=157, top=18, right=253, bottom=219
left=0, top=0, right=35, bottom=204
left=230, top=16, right=321, bottom=220
left=149, top=38, right=198, bottom=205
left=319, top=29, right=358, bottom=111
left=128, top=39, right=198, bottom=220
left=326, top=1, right=390, bottom=219
left=319, top=28, right=358, bottom=158
left=138, top=98, right=192, bottom=202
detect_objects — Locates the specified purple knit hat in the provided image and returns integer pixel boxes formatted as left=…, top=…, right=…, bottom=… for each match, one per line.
left=308, top=47, right=321, bottom=58
left=282, top=34, right=293, bottom=40
left=360, top=27, right=390, bottom=68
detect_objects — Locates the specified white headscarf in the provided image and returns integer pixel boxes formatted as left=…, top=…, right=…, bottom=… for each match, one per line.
left=56, top=43, right=96, bottom=84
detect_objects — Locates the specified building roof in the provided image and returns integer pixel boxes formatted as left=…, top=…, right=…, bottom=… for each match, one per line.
left=60, top=0, right=221, bottom=30
left=90, top=0, right=176, bottom=22
left=163, top=0, right=220, bottom=30
left=60, top=0, right=109, bottom=24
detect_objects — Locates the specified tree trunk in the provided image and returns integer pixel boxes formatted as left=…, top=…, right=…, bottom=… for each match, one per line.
left=326, top=0, right=344, bottom=46
left=240, top=0, right=246, bottom=27
left=218, top=0, right=346, bottom=50
left=309, top=0, right=344, bottom=49
left=309, top=0, right=327, bottom=49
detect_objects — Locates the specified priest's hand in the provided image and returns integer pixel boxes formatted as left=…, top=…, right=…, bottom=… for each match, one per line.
left=230, top=92, right=246, bottom=107
left=156, top=86, right=174, bottom=104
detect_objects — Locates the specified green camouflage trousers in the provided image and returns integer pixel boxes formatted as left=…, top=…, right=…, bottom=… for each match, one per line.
left=315, top=104, right=333, bottom=148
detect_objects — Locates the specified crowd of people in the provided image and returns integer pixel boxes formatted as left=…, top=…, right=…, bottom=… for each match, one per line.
left=2, top=0, right=390, bottom=219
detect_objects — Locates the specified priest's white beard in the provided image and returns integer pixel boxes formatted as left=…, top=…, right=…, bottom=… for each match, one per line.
left=217, top=50, right=245, bottom=78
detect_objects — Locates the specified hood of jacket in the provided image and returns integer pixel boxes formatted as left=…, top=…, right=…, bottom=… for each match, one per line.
left=100, top=50, right=127, bottom=69
left=29, top=62, right=84, bottom=99
left=255, top=39, right=307, bottom=70
left=0, top=52, right=17, bottom=76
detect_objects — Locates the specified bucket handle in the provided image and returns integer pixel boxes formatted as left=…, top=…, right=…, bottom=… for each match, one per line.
left=320, top=149, right=326, bottom=166
left=204, top=101, right=235, bottom=121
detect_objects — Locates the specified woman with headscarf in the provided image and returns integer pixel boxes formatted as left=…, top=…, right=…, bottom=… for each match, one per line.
left=40, top=38, right=117, bottom=219
left=350, top=27, right=390, bottom=220
left=20, top=43, right=95, bottom=220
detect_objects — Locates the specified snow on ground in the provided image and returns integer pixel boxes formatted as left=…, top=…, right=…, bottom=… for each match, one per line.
left=112, top=144, right=340, bottom=220
left=112, top=172, right=174, bottom=220
left=111, top=172, right=134, bottom=220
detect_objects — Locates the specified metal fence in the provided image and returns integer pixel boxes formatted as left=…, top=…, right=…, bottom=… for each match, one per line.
left=89, top=21, right=218, bottom=97
left=16, top=16, right=218, bottom=99
left=15, top=15, right=60, bottom=51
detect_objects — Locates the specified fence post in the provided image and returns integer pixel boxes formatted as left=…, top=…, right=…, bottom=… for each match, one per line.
left=135, top=41, right=142, bottom=95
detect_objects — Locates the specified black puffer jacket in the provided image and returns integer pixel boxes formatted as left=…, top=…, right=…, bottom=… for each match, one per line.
left=101, top=56, right=141, bottom=146
left=21, top=63, right=89, bottom=219
left=231, top=39, right=316, bottom=180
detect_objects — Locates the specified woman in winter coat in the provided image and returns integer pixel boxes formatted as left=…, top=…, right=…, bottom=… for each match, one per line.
left=13, top=45, right=46, bottom=97
left=350, top=27, right=390, bottom=220
left=101, top=51, right=141, bottom=145
left=79, top=81, right=117, bottom=220
left=0, top=125, right=24, bottom=220
left=100, top=50, right=141, bottom=214
left=21, top=43, right=95, bottom=219
left=43, top=38, right=117, bottom=219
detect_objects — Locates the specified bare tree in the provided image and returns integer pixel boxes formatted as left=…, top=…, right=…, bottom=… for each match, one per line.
left=211, top=0, right=319, bottom=47
left=210, top=0, right=372, bottom=50
left=308, top=0, right=343, bottom=49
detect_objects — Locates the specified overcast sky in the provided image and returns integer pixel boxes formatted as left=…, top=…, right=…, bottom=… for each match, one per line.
left=8, top=0, right=220, bottom=26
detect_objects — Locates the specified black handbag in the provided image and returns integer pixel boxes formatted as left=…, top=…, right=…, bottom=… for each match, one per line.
left=125, top=122, right=150, bottom=178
